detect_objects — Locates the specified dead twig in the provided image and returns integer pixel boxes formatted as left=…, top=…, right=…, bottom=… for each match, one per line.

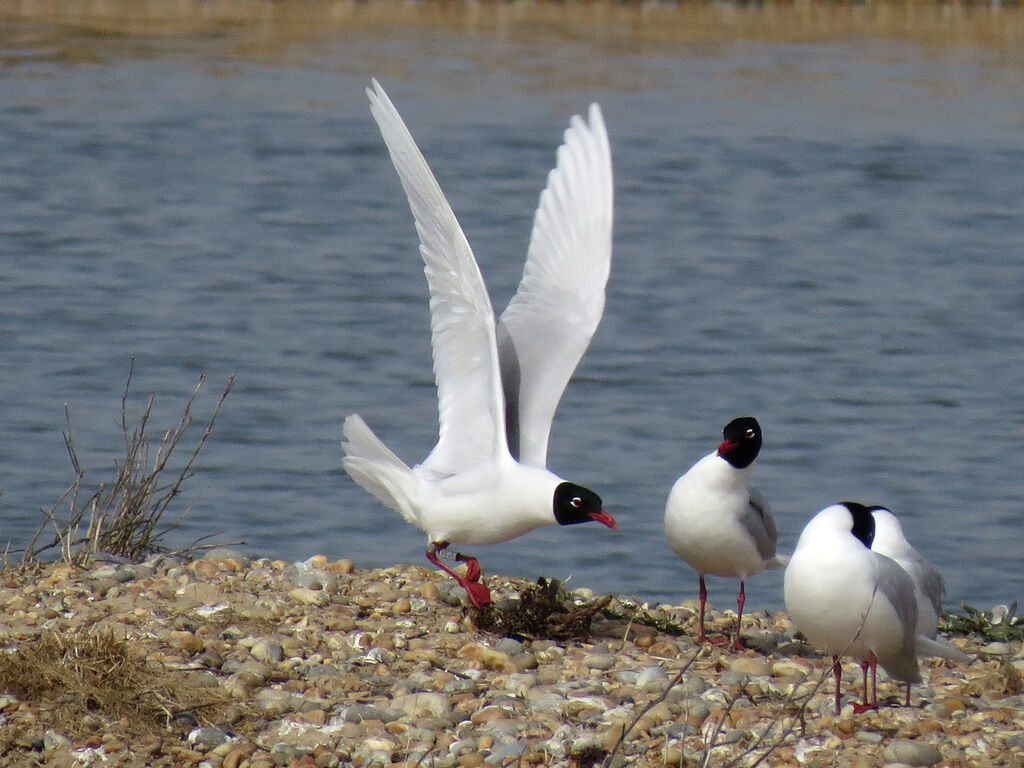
left=23, top=357, right=235, bottom=566
left=602, top=646, right=704, bottom=768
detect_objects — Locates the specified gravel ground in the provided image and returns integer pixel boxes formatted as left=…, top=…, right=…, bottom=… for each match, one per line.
left=0, top=551, right=1021, bottom=768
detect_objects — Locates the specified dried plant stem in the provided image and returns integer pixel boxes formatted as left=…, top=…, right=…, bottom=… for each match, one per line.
left=602, top=646, right=704, bottom=768
left=24, top=357, right=235, bottom=566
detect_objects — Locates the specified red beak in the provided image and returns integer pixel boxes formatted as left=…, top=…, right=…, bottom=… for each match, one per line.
left=590, top=510, right=617, bottom=531
left=717, top=438, right=735, bottom=456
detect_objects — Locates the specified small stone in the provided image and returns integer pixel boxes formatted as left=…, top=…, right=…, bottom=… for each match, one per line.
left=346, top=703, right=402, bottom=723
left=315, top=752, right=340, bottom=768
left=458, top=643, right=514, bottom=672
left=289, top=587, right=329, bottom=606
left=203, top=548, right=252, bottom=569
left=856, top=731, right=884, bottom=745
left=728, top=656, right=770, bottom=676
left=254, top=689, right=299, bottom=714
left=43, top=732, right=72, bottom=750
left=582, top=653, right=616, bottom=671
left=223, top=745, right=258, bottom=768
left=494, top=638, right=525, bottom=657
left=470, top=705, right=510, bottom=725
left=270, top=743, right=303, bottom=765
left=284, top=561, right=335, bottom=591
left=183, top=671, right=221, bottom=689
left=251, top=637, right=285, bottom=663
left=330, top=558, right=354, bottom=575
left=882, top=739, right=943, bottom=766
left=189, top=559, right=221, bottom=579
left=647, top=639, right=680, bottom=657
left=393, top=692, right=452, bottom=719
left=88, top=564, right=139, bottom=585
left=983, top=642, right=1012, bottom=656
left=362, top=736, right=397, bottom=751
left=534, top=666, right=562, bottom=685
left=189, top=727, right=230, bottom=751
left=420, top=582, right=440, bottom=600
left=306, top=664, right=342, bottom=681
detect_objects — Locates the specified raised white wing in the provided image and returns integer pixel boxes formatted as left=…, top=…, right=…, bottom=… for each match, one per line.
left=497, top=103, right=613, bottom=467
left=367, top=80, right=507, bottom=475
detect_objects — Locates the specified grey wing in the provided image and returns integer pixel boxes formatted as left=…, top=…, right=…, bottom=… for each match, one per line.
left=912, top=556, right=946, bottom=618
left=742, top=488, right=779, bottom=562
left=497, top=103, right=612, bottom=467
left=874, top=554, right=923, bottom=683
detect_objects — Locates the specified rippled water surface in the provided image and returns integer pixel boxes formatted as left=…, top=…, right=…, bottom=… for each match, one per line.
left=2, top=2, right=1023, bottom=613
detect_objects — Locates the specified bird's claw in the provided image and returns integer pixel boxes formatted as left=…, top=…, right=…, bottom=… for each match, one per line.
left=456, top=553, right=482, bottom=583
left=455, top=555, right=491, bottom=608
left=463, top=579, right=493, bottom=609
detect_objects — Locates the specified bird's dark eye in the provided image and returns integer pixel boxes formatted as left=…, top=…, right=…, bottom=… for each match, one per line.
left=570, top=496, right=583, bottom=508
left=745, top=429, right=756, bottom=439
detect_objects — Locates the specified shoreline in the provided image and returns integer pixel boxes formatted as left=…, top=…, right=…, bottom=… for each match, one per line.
left=3, top=0, right=1024, bottom=52
left=1, top=552, right=1022, bottom=767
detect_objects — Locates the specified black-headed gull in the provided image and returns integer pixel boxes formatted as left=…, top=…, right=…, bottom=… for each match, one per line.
left=868, top=506, right=945, bottom=640
left=664, top=416, right=784, bottom=650
left=869, top=505, right=969, bottom=702
left=343, top=80, right=616, bottom=609
left=784, top=501, right=926, bottom=714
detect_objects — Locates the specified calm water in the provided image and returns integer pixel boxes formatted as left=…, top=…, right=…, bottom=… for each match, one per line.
left=2, top=6, right=1023, bottom=615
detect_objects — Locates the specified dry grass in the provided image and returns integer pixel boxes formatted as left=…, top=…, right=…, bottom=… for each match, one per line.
left=21, top=357, right=235, bottom=567
left=0, top=625, right=234, bottom=743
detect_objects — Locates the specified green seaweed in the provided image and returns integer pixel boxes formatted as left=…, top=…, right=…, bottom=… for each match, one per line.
left=943, top=602, right=1023, bottom=643
left=601, top=601, right=690, bottom=637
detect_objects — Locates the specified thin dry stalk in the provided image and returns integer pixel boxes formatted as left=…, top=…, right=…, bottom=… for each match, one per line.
left=602, top=646, right=704, bottom=768
left=694, top=661, right=832, bottom=768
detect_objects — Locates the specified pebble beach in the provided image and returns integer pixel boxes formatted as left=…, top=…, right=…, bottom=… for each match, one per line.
left=1, top=552, right=1021, bottom=768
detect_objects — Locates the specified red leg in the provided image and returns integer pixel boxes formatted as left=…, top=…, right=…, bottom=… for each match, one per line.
left=426, top=542, right=492, bottom=609
left=698, top=574, right=709, bottom=643
left=698, top=575, right=728, bottom=646
left=454, top=552, right=491, bottom=607
left=733, top=581, right=746, bottom=651
left=870, top=653, right=878, bottom=707
left=833, top=656, right=842, bottom=716
left=852, top=654, right=878, bottom=714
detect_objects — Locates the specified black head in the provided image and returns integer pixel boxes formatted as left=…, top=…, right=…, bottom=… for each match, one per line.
left=842, top=501, right=876, bottom=549
left=553, top=482, right=616, bottom=530
left=716, top=416, right=762, bottom=469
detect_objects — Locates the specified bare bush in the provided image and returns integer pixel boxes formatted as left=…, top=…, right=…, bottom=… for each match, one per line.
left=23, top=357, right=235, bottom=566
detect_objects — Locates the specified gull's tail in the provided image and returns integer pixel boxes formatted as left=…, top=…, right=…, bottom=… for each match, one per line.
left=342, top=414, right=417, bottom=524
left=916, top=634, right=971, bottom=664
left=761, top=552, right=789, bottom=571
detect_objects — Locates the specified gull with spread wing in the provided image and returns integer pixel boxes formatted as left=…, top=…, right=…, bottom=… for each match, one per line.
left=343, top=80, right=617, bottom=608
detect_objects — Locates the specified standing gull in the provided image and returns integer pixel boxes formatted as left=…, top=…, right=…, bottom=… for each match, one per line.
left=869, top=505, right=969, bottom=702
left=784, top=501, right=925, bottom=714
left=343, top=80, right=617, bottom=609
left=869, top=506, right=946, bottom=641
left=664, top=416, right=784, bottom=650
